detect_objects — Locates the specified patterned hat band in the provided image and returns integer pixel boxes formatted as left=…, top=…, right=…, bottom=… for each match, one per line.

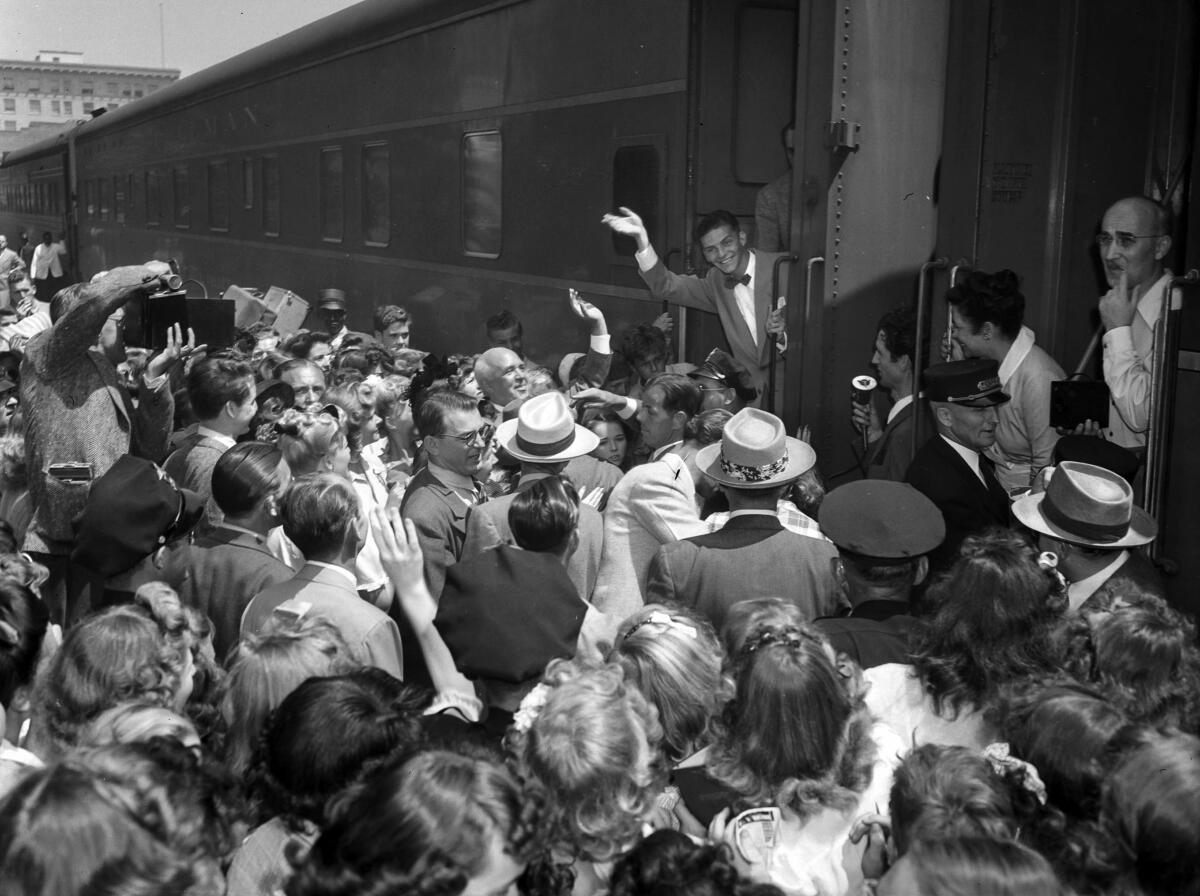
left=720, top=451, right=789, bottom=483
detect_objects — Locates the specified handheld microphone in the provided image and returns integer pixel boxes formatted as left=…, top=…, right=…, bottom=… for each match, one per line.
left=851, top=375, right=877, bottom=451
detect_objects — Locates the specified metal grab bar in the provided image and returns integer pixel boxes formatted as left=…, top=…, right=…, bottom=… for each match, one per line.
left=1145, top=268, right=1199, bottom=535
left=767, top=254, right=800, bottom=413
left=912, top=257, right=950, bottom=458
left=792, top=256, right=824, bottom=418
left=945, top=260, right=972, bottom=359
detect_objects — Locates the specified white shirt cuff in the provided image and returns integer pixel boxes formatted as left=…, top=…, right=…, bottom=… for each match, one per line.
left=619, top=397, right=639, bottom=420
left=589, top=334, right=611, bottom=354
left=635, top=246, right=659, bottom=273
left=1103, top=325, right=1134, bottom=356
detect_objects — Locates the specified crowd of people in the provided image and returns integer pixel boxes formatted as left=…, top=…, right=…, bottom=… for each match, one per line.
left=0, top=193, right=1195, bottom=896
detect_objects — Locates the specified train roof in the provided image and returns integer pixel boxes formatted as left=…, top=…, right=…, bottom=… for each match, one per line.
left=2, top=0, right=503, bottom=168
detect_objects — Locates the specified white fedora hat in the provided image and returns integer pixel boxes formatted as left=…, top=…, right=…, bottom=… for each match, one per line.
left=695, top=407, right=816, bottom=489
left=1012, top=461, right=1156, bottom=548
left=495, top=391, right=598, bottom=463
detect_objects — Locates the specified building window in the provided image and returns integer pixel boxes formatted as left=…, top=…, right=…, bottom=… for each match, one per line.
left=83, top=101, right=93, bottom=113
left=28, top=99, right=40, bottom=115
left=27, top=79, right=38, bottom=93
left=134, top=89, right=143, bottom=98
left=208, top=160, right=230, bottom=231
left=319, top=146, right=344, bottom=243
left=611, top=144, right=663, bottom=257
left=107, top=82, right=118, bottom=96
left=81, top=81, right=93, bottom=95
left=173, top=165, right=190, bottom=228
left=146, top=171, right=160, bottom=225
left=2, top=99, right=12, bottom=113
left=2, top=121, right=14, bottom=131
left=122, top=87, right=132, bottom=98
left=263, top=155, right=280, bottom=236
left=1, top=79, right=12, bottom=92
left=50, top=100, right=60, bottom=115
left=242, top=158, right=254, bottom=210
left=462, top=130, right=502, bottom=258
left=63, top=100, right=71, bottom=115
left=362, top=142, right=390, bottom=246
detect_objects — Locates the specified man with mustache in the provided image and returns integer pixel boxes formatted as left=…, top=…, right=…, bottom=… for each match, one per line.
left=905, top=359, right=1012, bottom=573
left=1095, top=196, right=1175, bottom=451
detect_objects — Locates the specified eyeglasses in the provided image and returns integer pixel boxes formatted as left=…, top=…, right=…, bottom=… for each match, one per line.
left=1095, top=232, right=1162, bottom=251
left=440, top=423, right=495, bottom=447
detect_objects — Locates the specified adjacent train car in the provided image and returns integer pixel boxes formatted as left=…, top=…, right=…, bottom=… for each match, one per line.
left=2, top=0, right=1199, bottom=609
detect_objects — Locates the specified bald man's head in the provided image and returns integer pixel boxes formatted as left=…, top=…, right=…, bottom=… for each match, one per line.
left=1099, top=197, right=1172, bottom=291
left=474, top=347, right=529, bottom=406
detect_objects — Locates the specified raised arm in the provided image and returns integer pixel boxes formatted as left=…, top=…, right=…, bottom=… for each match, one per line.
left=602, top=207, right=715, bottom=313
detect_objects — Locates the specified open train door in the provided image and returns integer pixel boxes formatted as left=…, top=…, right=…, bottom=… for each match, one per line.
left=681, top=0, right=950, bottom=484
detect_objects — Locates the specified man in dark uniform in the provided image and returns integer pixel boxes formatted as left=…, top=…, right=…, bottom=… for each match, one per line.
left=813, top=479, right=945, bottom=668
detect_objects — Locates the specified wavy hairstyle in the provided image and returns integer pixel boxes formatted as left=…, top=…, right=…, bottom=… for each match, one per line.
left=219, top=616, right=358, bottom=779
left=507, top=657, right=666, bottom=862
left=35, top=588, right=193, bottom=757
left=707, top=622, right=876, bottom=819
left=911, top=529, right=1063, bottom=718
left=946, top=268, right=1026, bottom=341
left=249, top=668, right=429, bottom=830
left=894, top=836, right=1066, bottom=896
left=0, top=574, right=48, bottom=708
left=609, top=829, right=785, bottom=896
left=607, top=604, right=730, bottom=763
left=287, top=750, right=541, bottom=896
left=275, top=408, right=346, bottom=476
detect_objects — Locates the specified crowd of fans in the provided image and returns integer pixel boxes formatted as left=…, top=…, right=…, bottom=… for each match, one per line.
left=0, top=230, right=1195, bottom=896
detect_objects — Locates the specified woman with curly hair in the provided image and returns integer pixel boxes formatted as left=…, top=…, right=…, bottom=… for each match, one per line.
left=945, top=268, right=1065, bottom=491
left=877, top=837, right=1066, bottom=896
left=287, top=749, right=538, bottom=896
left=219, top=615, right=358, bottom=779
left=865, top=528, right=1064, bottom=749
left=227, top=668, right=428, bottom=896
left=700, top=621, right=902, bottom=895
left=31, top=585, right=197, bottom=759
left=507, top=657, right=667, bottom=895
left=609, top=829, right=784, bottom=896
left=275, top=406, right=351, bottom=477
left=1054, top=586, right=1200, bottom=733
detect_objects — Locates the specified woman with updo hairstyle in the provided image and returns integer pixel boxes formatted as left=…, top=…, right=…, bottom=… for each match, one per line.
left=275, top=406, right=351, bottom=477
left=287, top=749, right=539, bottom=896
left=607, top=604, right=729, bottom=766
left=365, top=373, right=417, bottom=484
left=877, top=837, right=1066, bottom=896
left=865, top=528, right=1063, bottom=749
left=701, top=621, right=902, bottom=895
left=945, top=268, right=1066, bottom=491
left=32, top=585, right=196, bottom=759
left=219, top=615, right=357, bottom=779
left=609, top=829, right=785, bottom=896
left=1054, top=587, right=1200, bottom=733
left=1097, top=732, right=1200, bottom=896
left=0, top=575, right=49, bottom=793
left=228, top=668, right=429, bottom=896
left=82, top=702, right=202, bottom=751
left=507, top=657, right=666, bottom=894
left=0, top=742, right=229, bottom=896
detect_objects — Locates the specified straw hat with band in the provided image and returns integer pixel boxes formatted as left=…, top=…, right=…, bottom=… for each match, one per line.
left=696, top=407, right=815, bottom=489
left=496, top=391, right=598, bottom=463
left=1012, top=461, right=1156, bottom=549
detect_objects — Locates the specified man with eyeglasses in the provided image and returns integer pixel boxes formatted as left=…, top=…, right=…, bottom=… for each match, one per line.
left=1095, top=196, right=1177, bottom=450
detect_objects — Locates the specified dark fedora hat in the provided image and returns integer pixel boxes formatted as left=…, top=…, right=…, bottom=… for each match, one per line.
left=1012, top=461, right=1156, bottom=548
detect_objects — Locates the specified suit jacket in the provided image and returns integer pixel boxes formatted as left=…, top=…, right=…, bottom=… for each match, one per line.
left=164, top=432, right=229, bottom=527
left=459, top=471, right=605, bottom=601
left=866, top=401, right=929, bottom=482
left=399, top=465, right=471, bottom=600
left=21, top=271, right=173, bottom=553
left=640, top=250, right=788, bottom=392
left=240, top=562, right=403, bottom=678
left=646, top=514, right=840, bottom=632
left=180, top=524, right=293, bottom=660
left=905, top=435, right=1010, bottom=571
left=591, top=454, right=707, bottom=622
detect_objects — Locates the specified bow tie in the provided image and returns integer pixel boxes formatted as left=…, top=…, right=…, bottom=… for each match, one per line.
left=724, top=272, right=751, bottom=289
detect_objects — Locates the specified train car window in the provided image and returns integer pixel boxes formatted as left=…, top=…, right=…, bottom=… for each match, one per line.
left=126, top=174, right=135, bottom=223
left=146, top=171, right=160, bottom=225
left=263, top=155, right=280, bottom=237
left=462, top=131, right=501, bottom=258
left=208, top=160, right=230, bottom=232
left=173, top=165, right=190, bottom=229
left=114, top=176, right=125, bottom=224
left=320, top=147, right=344, bottom=243
left=243, top=158, right=254, bottom=211
left=733, top=4, right=797, bottom=184
left=611, top=144, right=663, bottom=258
left=100, top=179, right=110, bottom=222
left=84, top=180, right=95, bottom=218
left=362, top=142, right=389, bottom=247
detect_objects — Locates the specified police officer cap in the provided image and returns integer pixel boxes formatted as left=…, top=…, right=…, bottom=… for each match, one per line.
left=819, top=479, right=945, bottom=558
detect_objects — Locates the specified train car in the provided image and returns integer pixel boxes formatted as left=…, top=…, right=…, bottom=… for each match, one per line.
left=2, top=0, right=1199, bottom=610
left=0, top=134, right=69, bottom=258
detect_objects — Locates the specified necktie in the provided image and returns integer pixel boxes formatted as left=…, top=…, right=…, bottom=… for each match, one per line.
left=471, top=481, right=488, bottom=505
left=724, top=272, right=751, bottom=290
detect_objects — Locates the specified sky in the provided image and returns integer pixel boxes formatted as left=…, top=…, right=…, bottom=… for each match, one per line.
left=1, top=0, right=363, bottom=76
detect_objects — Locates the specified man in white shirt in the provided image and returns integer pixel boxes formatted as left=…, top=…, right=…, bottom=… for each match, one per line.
left=1096, top=196, right=1176, bottom=450
left=602, top=207, right=787, bottom=399
left=29, top=232, right=67, bottom=303
left=1012, top=460, right=1161, bottom=611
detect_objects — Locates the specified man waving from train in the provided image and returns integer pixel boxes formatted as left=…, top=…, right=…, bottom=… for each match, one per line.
left=603, top=207, right=787, bottom=404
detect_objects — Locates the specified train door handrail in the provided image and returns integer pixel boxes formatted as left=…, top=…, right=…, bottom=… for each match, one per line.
left=767, top=254, right=800, bottom=412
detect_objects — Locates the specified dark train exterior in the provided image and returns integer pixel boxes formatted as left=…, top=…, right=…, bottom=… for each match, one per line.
left=2, top=0, right=1199, bottom=611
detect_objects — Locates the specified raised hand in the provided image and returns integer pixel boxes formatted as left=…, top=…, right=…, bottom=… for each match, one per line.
left=1099, top=269, right=1141, bottom=331
left=147, top=323, right=206, bottom=380
left=601, top=207, right=650, bottom=251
